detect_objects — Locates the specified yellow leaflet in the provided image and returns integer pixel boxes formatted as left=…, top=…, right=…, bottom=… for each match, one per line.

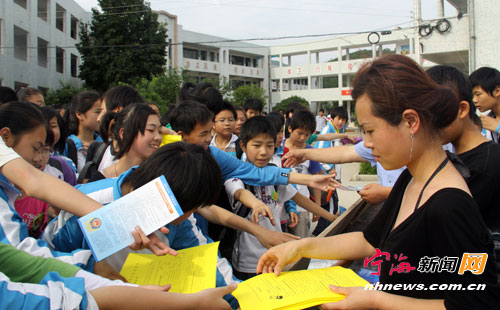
left=160, top=134, right=182, bottom=147
left=233, top=266, right=369, bottom=310
left=120, top=242, right=219, bottom=293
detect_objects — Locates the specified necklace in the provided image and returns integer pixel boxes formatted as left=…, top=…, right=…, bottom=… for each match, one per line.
left=413, top=156, right=449, bottom=212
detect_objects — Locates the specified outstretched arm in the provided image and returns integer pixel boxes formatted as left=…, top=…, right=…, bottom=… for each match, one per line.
left=283, top=145, right=367, bottom=168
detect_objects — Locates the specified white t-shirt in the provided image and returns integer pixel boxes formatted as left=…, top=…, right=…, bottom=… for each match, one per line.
left=225, top=178, right=297, bottom=273
left=0, top=139, right=20, bottom=168
left=98, top=145, right=118, bottom=172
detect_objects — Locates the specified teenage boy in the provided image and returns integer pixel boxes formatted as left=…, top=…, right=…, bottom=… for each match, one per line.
left=469, top=67, right=500, bottom=143
left=211, top=102, right=239, bottom=157
left=225, top=116, right=335, bottom=279
left=44, top=143, right=241, bottom=297
left=168, top=101, right=335, bottom=254
left=284, top=109, right=324, bottom=237
left=428, top=65, right=500, bottom=278
left=243, top=99, right=263, bottom=119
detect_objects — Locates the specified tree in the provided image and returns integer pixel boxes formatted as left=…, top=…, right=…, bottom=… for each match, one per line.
left=45, top=81, right=86, bottom=107
left=77, top=0, right=167, bottom=92
left=272, top=95, right=309, bottom=112
left=132, top=69, right=182, bottom=114
left=232, top=84, right=268, bottom=106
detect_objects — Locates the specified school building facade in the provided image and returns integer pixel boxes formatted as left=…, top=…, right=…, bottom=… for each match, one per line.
left=0, top=0, right=90, bottom=91
left=0, top=0, right=498, bottom=114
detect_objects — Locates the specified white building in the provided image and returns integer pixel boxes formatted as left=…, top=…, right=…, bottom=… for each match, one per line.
left=157, top=11, right=269, bottom=96
left=269, top=0, right=500, bottom=113
left=0, top=0, right=90, bottom=91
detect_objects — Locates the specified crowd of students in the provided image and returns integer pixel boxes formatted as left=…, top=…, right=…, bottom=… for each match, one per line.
left=0, top=54, right=499, bottom=309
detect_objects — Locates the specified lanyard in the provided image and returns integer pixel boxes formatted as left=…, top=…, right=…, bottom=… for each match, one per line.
left=413, top=156, right=449, bottom=212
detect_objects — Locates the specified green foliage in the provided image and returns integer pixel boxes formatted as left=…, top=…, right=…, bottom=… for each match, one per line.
left=77, top=0, right=167, bottom=92
left=232, top=84, right=268, bottom=106
left=272, top=95, right=309, bottom=112
left=132, top=69, right=182, bottom=114
left=45, top=81, right=86, bottom=107
left=359, top=162, right=377, bottom=175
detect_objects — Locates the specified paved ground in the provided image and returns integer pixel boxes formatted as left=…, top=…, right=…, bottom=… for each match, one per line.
left=309, top=162, right=376, bottom=234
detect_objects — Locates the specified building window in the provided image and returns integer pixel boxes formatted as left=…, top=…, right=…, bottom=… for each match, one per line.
left=200, top=50, right=207, bottom=61
left=71, top=54, right=78, bottom=77
left=253, top=58, right=258, bottom=68
left=70, top=15, right=78, bottom=39
left=14, top=81, right=29, bottom=91
left=14, top=25, right=28, bottom=62
left=230, top=55, right=244, bottom=66
left=209, top=51, right=215, bottom=62
left=183, top=48, right=198, bottom=60
left=37, top=37, right=48, bottom=68
left=56, top=4, right=65, bottom=32
left=56, top=47, right=64, bottom=73
left=38, top=0, right=49, bottom=21
left=14, top=0, right=28, bottom=9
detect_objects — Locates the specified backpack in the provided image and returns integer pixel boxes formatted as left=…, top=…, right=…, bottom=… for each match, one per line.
left=77, top=142, right=108, bottom=184
left=65, top=139, right=78, bottom=169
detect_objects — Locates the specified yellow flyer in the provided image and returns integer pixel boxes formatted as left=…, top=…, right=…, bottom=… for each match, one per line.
left=120, top=242, right=219, bottom=293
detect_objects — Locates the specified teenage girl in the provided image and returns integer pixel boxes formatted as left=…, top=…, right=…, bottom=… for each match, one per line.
left=64, top=91, right=103, bottom=172
left=95, top=103, right=162, bottom=180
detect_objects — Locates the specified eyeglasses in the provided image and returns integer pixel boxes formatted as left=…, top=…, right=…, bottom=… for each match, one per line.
left=34, top=146, right=51, bottom=156
left=214, top=118, right=235, bottom=124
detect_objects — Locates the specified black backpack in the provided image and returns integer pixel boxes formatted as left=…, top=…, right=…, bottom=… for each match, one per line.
left=77, top=142, right=108, bottom=184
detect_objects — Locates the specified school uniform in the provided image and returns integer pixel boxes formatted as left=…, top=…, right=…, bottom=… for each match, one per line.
left=0, top=174, right=95, bottom=271
left=42, top=168, right=240, bottom=289
left=225, top=176, right=297, bottom=276
left=64, top=134, right=103, bottom=173
left=210, top=134, right=239, bottom=158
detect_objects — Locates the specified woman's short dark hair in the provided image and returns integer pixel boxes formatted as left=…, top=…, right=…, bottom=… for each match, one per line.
left=113, top=103, right=158, bottom=160
left=125, top=142, right=222, bottom=212
left=64, top=91, right=101, bottom=135
left=0, top=101, right=44, bottom=140
left=102, top=85, right=143, bottom=112
left=351, top=54, right=458, bottom=133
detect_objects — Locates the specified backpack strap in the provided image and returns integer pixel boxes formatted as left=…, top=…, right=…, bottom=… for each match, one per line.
left=235, top=138, right=243, bottom=160
left=65, top=139, right=78, bottom=169
left=77, top=143, right=108, bottom=184
left=47, top=157, right=63, bottom=174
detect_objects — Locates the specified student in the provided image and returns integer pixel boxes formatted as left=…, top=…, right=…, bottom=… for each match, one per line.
left=258, top=55, right=500, bottom=309
left=428, top=64, right=500, bottom=279
left=315, top=108, right=327, bottom=133
left=284, top=102, right=304, bottom=139
left=17, top=87, right=45, bottom=107
left=178, top=82, right=224, bottom=115
left=0, top=102, right=171, bottom=277
left=226, top=116, right=334, bottom=279
left=98, top=85, right=144, bottom=123
left=233, top=104, right=247, bottom=137
left=40, top=106, right=77, bottom=185
left=0, top=86, right=17, bottom=105
left=14, top=125, right=53, bottom=237
left=469, top=67, right=500, bottom=143
left=168, top=101, right=336, bottom=190
left=0, top=242, right=236, bottom=310
left=44, top=142, right=241, bottom=307
left=211, top=102, right=239, bottom=157
left=64, top=91, right=103, bottom=172
left=243, top=98, right=263, bottom=119
left=98, top=103, right=161, bottom=180
left=284, top=109, right=324, bottom=238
